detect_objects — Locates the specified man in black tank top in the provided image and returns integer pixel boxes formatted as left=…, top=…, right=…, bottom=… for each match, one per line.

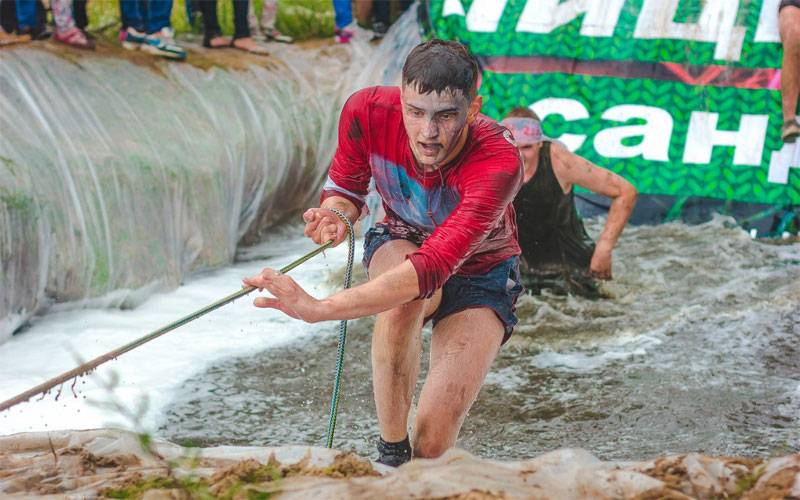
left=501, top=108, right=638, bottom=297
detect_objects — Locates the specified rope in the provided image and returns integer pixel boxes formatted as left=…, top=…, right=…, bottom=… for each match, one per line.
left=0, top=241, right=334, bottom=413
left=324, top=208, right=356, bottom=449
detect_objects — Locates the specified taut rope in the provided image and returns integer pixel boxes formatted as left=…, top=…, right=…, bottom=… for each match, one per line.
left=0, top=240, right=337, bottom=413
left=324, top=208, right=355, bottom=448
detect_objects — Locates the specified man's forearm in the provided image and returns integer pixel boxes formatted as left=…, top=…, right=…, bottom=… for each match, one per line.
left=597, top=187, right=637, bottom=248
left=318, top=260, right=421, bottom=320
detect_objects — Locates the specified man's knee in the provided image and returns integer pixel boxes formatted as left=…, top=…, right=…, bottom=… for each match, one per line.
left=375, top=301, right=426, bottom=342
left=412, top=404, right=461, bottom=459
left=412, top=422, right=450, bottom=459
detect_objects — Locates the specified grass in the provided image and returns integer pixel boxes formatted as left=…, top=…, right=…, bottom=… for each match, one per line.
left=0, top=186, right=34, bottom=211
left=86, top=0, right=334, bottom=40
left=103, top=461, right=283, bottom=499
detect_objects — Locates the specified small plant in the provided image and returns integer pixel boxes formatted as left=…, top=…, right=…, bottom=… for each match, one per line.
left=733, top=463, right=765, bottom=498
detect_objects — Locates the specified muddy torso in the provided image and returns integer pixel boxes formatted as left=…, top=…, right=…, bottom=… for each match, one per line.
left=513, top=142, right=598, bottom=295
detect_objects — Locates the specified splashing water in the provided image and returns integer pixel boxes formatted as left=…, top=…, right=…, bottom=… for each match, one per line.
left=1, top=9, right=796, bottom=462
left=160, top=216, right=800, bottom=460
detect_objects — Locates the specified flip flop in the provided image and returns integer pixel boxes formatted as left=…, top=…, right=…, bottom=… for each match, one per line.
left=264, top=28, right=293, bottom=44
left=232, top=38, right=269, bottom=56
left=53, top=27, right=95, bottom=50
left=0, top=31, right=31, bottom=46
left=203, top=34, right=232, bottom=49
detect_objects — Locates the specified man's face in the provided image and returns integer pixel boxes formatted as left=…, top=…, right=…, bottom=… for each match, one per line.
left=400, top=84, right=473, bottom=168
left=518, top=143, right=537, bottom=169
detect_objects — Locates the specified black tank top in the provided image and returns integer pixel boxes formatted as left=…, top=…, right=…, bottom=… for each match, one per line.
left=513, top=142, right=597, bottom=291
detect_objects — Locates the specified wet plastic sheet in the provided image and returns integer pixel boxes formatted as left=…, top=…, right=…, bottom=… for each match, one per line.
left=1, top=429, right=798, bottom=499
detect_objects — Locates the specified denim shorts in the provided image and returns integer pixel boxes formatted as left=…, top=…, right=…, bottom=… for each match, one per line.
left=363, top=223, right=525, bottom=344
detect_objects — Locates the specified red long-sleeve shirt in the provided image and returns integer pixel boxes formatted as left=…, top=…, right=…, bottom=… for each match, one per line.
left=321, top=86, right=523, bottom=298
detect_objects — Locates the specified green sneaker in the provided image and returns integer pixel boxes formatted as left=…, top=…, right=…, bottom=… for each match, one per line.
left=142, top=27, right=187, bottom=60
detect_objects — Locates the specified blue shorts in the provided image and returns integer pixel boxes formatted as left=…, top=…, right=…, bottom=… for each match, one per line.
left=363, top=223, right=525, bottom=344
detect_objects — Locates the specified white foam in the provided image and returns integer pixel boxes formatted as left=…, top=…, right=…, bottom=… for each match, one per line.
left=0, top=238, right=361, bottom=436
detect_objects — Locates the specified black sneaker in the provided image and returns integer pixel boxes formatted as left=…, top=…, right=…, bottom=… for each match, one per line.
left=371, top=21, right=388, bottom=40
left=376, top=436, right=411, bottom=467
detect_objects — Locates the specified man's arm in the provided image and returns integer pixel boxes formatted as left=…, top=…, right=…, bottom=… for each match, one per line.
left=307, top=88, right=374, bottom=245
left=243, top=259, right=420, bottom=323
left=551, top=143, right=638, bottom=279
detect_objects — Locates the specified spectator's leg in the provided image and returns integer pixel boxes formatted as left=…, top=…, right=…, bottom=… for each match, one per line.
left=332, top=0, right=352, bottom=29
left=246, top=0, right=262, bottom=36
left=780, top=5, right=800, bottom=141
left=198, top=0, right=226, bottom=45
left=51, top=0, right=76, bottom=33
left=371, top=0, right=389, bottom=37
left=35, top=0, right=45, bottom=31
left=146, top=0, right=172, bottom=34
left=119, top=0, right=144, bottom=31
left=0, top=0, right=24, bottom=42
left=780, top=7, right=800, bottom=120
left=254, top=0, right=291, bottom=42
left=231, top=0, right=269, bottom=53
left=0, top=0, right=8, bottom=32
left=354, top=0, right=372, bottom=26
left=52, top=0, right=93, bottom=47
left=260, top=0, right=277, bottom=30
left=372, top=0, right=388, bottom=24
left=14, top=0, right=37, bottom=32
left=73, top=0, right=87, bottom=30
left=1, top=0, right=16, bottom=33
left=139, top=0, right=186, bottom=59
left=232, top=0, right=250, bottom=39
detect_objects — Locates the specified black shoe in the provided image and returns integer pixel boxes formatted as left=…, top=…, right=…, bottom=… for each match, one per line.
left=376, top=436, right=411, bottom=467
left=20, top=25, right=50, bottom=40
left=371, top=21, right=388, bottom=40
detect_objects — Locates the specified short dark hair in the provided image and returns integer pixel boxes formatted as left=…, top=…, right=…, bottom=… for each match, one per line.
left=504, top=107, right=540, bottom=121
left=402, top=39, right=479, bottom=100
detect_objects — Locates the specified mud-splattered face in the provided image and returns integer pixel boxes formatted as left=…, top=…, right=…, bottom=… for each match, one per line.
left=400, top=84, right=479, bottom=169
left=518, top=143, right=539, bottom=170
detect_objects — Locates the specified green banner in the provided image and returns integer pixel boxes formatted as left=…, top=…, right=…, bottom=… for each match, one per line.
left=430, top=0, right=799, bottom=206
left=431, top=0, right=782, bottom=68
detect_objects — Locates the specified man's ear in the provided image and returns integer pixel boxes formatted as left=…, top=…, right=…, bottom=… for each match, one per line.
left=467, top=95, right=483, bottom=124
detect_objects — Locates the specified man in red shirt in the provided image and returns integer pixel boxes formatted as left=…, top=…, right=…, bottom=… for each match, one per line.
left=244, top=39, right=524, bottom=466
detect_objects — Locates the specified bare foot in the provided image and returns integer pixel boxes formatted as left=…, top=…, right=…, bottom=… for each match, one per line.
left=232, top=36, right=269, bottom=55
left=207, top=35, right=231, bottom=48
left=0, top=28, right=32, bottom=46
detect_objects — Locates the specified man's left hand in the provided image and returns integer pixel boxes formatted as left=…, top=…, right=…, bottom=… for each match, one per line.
left=243, top=268, right=325, bottom=323
left=589, top=242, right=613, bottom=280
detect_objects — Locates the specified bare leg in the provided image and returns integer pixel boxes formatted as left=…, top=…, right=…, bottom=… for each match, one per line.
left=779, top=7, right=800, bottom=122
left=368, top=240, right=441, bottom=442
left=413, top=308, right=503, bottom=458
left=354, top=0, right=373, bottom=26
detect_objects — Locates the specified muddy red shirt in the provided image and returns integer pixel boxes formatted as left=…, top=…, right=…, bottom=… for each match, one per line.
left=321, top=86, right=523, bottom=298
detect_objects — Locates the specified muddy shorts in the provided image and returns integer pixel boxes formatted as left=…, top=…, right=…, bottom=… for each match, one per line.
left=363, top=222, right=525, bottom=344
left=780, top=0, right=800, bottom=11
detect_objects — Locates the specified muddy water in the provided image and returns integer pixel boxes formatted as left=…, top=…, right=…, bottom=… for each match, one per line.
left=160, top=217, right=800, bottom=460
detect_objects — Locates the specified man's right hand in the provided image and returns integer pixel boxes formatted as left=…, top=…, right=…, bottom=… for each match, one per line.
left=303, top=207, right=349, bottom=246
